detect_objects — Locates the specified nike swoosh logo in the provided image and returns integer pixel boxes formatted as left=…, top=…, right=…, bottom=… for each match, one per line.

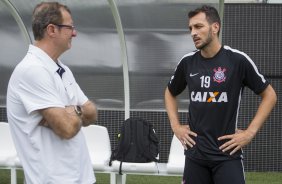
left=190, top=73, right=199, bottom=77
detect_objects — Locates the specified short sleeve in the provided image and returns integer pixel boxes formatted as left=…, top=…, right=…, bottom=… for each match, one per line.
left=167, top=59, right=187, bottom=96
left=63, top=66, right=88, bottom=105
left=18, top=66, right=64, bottom=114
left=242, top=55, right=269, bottom=94
left=74, top=83, right=88, bottom=105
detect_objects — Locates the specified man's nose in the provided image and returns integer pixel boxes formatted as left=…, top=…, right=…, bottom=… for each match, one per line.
left=190, top=29, right=197, bottom=38
left=72, top=29, right=77, bottom=37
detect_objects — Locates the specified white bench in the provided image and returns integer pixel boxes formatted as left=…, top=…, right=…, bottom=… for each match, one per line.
left=109, top=134, right=185, bottom=184
left=0, top=122, right=19, bottom=184
left=166, top=134, right=185, bottom=175
left=1, top=123, right=185, bottom=184
left=82, top=125, right=113, bottom=173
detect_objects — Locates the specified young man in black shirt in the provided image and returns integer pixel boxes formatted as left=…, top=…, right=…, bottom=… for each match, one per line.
left=165, top=5, right=276, bottom=184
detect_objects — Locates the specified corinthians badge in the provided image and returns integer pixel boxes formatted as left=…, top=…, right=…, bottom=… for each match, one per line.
left=213, top=67, right=226, bottom=83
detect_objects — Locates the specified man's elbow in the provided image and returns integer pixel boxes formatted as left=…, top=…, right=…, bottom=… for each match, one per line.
left=60, top=131, right=79, bottom=140
left=82, top=112, right=97, bottom=127
left=272, top=91, right=277, bottom=105
left=81, top=102, right=98, bottom=126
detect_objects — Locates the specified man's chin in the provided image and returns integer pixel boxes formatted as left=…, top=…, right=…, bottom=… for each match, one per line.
left=67, top=43, right=72, bottom=50
left=195, top=45, right=203, bottom=49
left=195, top=43, right=206, bottom=50
left=194, top=42, right=202, bottom=49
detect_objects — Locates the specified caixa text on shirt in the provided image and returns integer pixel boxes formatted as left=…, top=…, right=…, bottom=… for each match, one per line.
left=190, top=91, right=228, bottom=103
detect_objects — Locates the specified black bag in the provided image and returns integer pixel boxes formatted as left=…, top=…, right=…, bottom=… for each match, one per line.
left=109, top=117, right=159, bottom=174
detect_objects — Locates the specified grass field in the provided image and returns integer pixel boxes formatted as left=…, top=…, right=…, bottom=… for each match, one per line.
left=0, top=169, right=282, bottom=184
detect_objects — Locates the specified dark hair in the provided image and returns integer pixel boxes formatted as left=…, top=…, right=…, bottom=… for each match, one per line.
left=32, top=2, right=71, bottom=40
left=188, top=5, right=221, bottom=35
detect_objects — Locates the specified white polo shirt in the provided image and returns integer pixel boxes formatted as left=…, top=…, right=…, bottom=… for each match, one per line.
left=7, top=45, right=95, bottom=184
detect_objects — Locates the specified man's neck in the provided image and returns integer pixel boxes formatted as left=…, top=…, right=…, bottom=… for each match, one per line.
left=34, top=40, right=61, bottom=63
left=200, top=40, right=222, bottom=59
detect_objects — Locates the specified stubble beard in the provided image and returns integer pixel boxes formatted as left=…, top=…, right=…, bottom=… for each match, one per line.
left=195, top=28, right=213, bottom=50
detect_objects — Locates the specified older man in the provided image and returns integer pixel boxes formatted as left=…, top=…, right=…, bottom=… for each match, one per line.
left=7, top=2, right=97, bottom=183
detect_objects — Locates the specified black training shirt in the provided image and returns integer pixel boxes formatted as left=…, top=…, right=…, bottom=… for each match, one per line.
left=167, top=46, right=269, bottom=161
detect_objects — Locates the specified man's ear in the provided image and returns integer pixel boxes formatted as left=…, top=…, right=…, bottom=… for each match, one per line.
left=212, top=22, right=220, bottom=35
left=46, top=24, right=57, bottom=38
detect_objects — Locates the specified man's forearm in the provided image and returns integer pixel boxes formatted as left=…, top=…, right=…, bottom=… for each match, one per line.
left=40, top=106, right=82, bottom=139
left=165, top=87, right=181, bottom=132
left=246, top=85, right=277, bottom=136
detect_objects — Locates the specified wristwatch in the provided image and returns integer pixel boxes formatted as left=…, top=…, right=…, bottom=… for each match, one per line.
left=74, top=105, right=82, bottom=116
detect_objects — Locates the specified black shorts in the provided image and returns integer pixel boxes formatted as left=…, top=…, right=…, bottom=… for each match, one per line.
left=182, top=156, right=245, bottom=184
